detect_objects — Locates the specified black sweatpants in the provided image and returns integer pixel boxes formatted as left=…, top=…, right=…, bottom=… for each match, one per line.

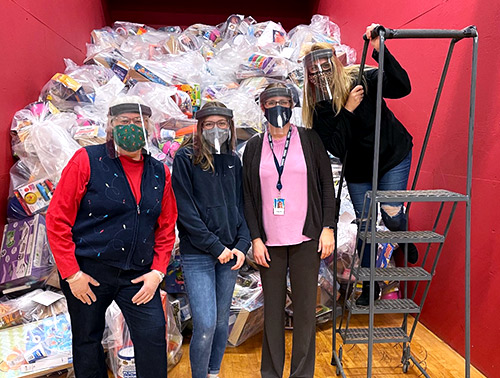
left=259, top=239, right=321, bottom=378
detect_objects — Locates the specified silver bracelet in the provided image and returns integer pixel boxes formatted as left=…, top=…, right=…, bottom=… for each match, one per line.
left=152, top=270, right=165, bottom=284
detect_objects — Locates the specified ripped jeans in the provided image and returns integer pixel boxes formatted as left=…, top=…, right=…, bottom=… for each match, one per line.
left=180, top=253, right=238, bottom=378
left=347, top=151, right=412, bottom=267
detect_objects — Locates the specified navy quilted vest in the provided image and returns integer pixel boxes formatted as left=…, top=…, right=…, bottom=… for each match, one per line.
left=72, top=144, right=165, bottom=270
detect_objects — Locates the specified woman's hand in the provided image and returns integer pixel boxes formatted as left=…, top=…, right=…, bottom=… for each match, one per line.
left=66, top=271, right=100, bottom=305
left=131, top=271, right=162, bottom=305
left=345, top=85, right=364, bottom=113
left=252, top=238, right=271, bottom=268
left=366, top=23, right=381, bottom=51
left=218, top=247, right=234, bottom=264
left=231, top=249, right=246, bottom=270
left=318, top=228, right=335, bottom=259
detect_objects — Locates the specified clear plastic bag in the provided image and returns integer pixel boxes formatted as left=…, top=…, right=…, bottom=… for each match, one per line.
left=335, top=222, right=360, bottom=283
left=9, top=108, right=80, bottom=218
left=10, top=103, right=57, bottom=160
left=132, top=51, right=207, bottom=86
left=27, top=113, right=81, bottom=177
left=182, top=24, right=221, bottom=48
left=287, top=15, right=356, bottom=65
left=39, top=73, right=93, bottom=111
left=104, top=290, right=183, bottom=376
left=0, top=290, right=72, bottom=376
left=86, top=27, right=124, bottom=59
left=8, top=160, right=47, bottom=196
left=206, top=38, right=254, bottom=83
left=113, top=21, right=153, bottom=37
left=103, top=301, right=132, bottom=377
left=164, top=292, right=183, bottom=371
left=0, top=215, right=55, bottom=290
left=236, top=53, right=289, bottom=79
left=250, top=21, right=287, bottom=48
left=84, top=48, right=131, bottom=82
left=218, top=14, right=245, bottom=40
left=211, top=87, right=264, bottom=133
left=227, top=272, right=264, bottom=347
left=128, top=82, right=187, bottom=122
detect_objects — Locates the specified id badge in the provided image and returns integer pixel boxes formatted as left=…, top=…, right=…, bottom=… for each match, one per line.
left=273, top=198, right=285, bottom=215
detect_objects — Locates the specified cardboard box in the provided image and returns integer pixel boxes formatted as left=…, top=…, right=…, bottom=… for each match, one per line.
left=0, top=215, right=54, bottom=293
left=227, top=304, right=264, bottom=347
left=132, top=62, right=168, bottom=86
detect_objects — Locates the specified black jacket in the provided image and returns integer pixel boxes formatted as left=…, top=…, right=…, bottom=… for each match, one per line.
left=313, top=48, right=413, bottom=183
left=243, top=127, right=335, bottom=243
left=172, top=147, right=251, bottom=257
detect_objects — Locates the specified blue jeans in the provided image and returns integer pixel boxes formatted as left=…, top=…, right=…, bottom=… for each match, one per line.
left=180, top=253, right=238, bottom=378
left=60, top=257, right=166, bottom=378
left=347, top=151, right=412, bottom=267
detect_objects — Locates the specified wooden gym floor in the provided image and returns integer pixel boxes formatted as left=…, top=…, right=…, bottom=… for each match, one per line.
left=167, top=314, right=486, bottom=378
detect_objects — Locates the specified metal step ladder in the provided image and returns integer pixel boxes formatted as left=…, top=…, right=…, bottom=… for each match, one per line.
left=331, top=26, right=478, bottom=378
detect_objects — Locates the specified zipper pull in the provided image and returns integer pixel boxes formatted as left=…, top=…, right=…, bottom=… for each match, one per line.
left=137, top=204, right=141, bottom=214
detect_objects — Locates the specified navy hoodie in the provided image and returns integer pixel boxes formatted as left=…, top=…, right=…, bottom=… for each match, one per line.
left=172, top=147, right=250, bottom=257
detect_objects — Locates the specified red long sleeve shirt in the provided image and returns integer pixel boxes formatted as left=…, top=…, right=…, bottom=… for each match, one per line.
left=46, top=148, right=177, bottom=279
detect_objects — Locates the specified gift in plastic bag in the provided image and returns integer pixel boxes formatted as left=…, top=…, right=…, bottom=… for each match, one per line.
left=227, top=272, right=264, bottom=347
left=0, top=290, right=72, bottom=377
left=104, top=290, right=183, bottom=376
left=0, top=215, right=54, bottom=293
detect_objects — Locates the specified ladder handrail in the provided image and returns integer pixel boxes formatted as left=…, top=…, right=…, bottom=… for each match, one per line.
left=383, top=26, right=477, bottom=40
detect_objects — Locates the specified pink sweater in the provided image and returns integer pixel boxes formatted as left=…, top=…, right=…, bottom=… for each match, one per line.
left=260, top=126, right=311, bottom=246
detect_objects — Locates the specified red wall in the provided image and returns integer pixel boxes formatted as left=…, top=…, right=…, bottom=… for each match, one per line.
left=316, top=0, right=499, bottom=376
left=2, top=0, right=498, bottom=375
left=0, top=0, right=106, bottom=225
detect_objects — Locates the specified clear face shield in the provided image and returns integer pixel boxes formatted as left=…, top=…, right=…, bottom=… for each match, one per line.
left=195, top=106, right=234, bottom=155
left=106, top=103, right=152, bottom=159
left=304, top=49, right=335, bottom=103
left=259, top=87, right=294, bottom=138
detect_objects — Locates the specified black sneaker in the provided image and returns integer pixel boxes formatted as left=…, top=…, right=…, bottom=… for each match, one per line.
left=355, top=281, right=381, bottom=306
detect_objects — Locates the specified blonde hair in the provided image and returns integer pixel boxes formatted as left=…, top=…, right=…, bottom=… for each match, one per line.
left=302, top=42, right=363, bottom=129
left=181, top=101, right=236, bottom=172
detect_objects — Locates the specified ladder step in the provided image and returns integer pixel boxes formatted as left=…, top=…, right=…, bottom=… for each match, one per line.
left=360, top=230, right=445, bottom=243
left=347, top=299, right=421, bottom=314
left=355, top=267, right=432, bottom=281
left=339, top=327, right=409, bottom=344
left=366, top=189, right=468, bottom=202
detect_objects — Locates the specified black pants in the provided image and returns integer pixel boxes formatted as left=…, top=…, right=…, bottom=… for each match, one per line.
left=60, top=257, right=167, bottom=378
left=259, top=240, right=321, bottom=378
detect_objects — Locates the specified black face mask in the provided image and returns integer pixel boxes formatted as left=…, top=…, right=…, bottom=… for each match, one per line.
left=264, top=106, right=293, bottom=128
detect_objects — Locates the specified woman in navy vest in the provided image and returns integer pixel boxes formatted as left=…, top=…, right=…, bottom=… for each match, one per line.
left=46, top=96, right=177, bottom=378
left=172, top=102, right=251, bottom=378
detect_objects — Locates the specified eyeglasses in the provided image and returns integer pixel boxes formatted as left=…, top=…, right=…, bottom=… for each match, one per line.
left=308, top=62, right=332, bottom=74
left=263, top=99, right=292, bottom=109
left=202, top=120, right=229, bottom=130
left=114, top=116, right=149, bottom=125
